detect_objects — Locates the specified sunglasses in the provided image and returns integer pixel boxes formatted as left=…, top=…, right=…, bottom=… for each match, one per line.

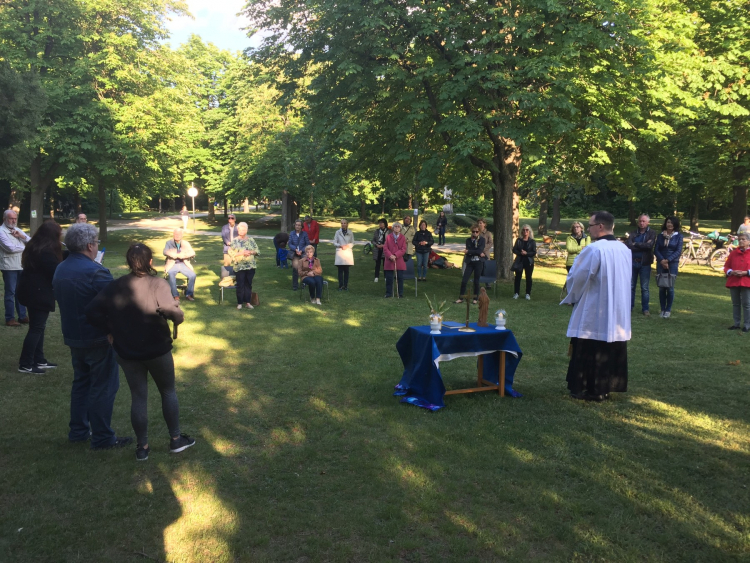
left=472, top=230, right=479, bottom=233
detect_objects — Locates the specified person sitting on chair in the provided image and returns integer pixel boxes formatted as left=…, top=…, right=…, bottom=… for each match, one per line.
left=163, top=228, right=196, bottom=302
left=298, top=245, right=324, bottom=305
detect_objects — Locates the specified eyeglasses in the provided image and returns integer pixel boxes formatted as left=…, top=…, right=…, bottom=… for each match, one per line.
left=588, top=223, right=601, bottom=228
left=471, top=230, right=479, bottom=233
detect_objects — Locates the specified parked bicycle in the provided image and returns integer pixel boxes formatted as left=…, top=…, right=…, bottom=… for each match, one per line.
left=707, top=231, right=739, bottom=271
left=679, top=231, right=714, bottom=269
left=537, top=231, right=567, bottom=263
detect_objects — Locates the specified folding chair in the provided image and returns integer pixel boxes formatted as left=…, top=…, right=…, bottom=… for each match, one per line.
left=219, top=265, right=236, bottom=305
left=298, top=279, right=330, bottom=302
left=478, top=259, right=498, bottom=297
left=400, top=256, right=418, bottom=297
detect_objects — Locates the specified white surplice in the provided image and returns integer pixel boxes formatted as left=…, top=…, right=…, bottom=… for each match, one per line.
left=560, top=238, right=631, bottom=342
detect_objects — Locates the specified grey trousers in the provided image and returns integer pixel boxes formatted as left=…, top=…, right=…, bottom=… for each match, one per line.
left=730, top=287, right=750, bottom=329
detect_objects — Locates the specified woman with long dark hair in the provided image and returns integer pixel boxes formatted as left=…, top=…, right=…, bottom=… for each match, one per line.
left=17, top=221, right=63, bottom=373
left=654, top=215, right=683, bottom=318
left=85, top=243, right=194, bottom=461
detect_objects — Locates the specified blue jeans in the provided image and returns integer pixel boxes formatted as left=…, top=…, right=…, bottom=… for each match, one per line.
left=68, top=345, right=120, bottom=448
left=656, top=262, right=677, bottom=313
left=416, top=252, right=429, bottom=278
left=167, top=263, right=196, bottom=297
left=2, top=269, right=26, bottom=321
left=302, top=275, right=323, bottom=299
left=631, top=263, right=651, bottom=312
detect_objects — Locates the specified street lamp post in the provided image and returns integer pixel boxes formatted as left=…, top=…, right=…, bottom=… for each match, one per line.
left=187, top=184, right=198, bottom=234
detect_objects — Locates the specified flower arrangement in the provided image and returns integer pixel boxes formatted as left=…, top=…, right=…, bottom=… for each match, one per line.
left=425, top=294, right=450, bottom=319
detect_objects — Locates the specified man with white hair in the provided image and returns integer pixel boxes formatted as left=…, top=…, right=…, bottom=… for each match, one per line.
left=0, top=209, right=31, bottom=326
left=53, top=223, right=131, bottom=449
left=163, top=228, right=196, bottom=302
left=76, top=213, right=87, bottom=224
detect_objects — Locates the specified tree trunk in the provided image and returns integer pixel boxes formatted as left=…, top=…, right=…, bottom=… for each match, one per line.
left=492, top=140, right=522, bottom=281
left=158, top=196, right=162, bottom=213
left=360, top=199, right=367, bottom=221
left=689, top=200, right=700, bottom=231
left=74, top=190, right=81, bottom=213
left=243, top=198, right=250, bottom=213
left=207, top=196, right=215, bottom=220
left=29, top=155, right=58, bottom=234
left=408, top=193, right=413, bottom=210
left=549, top=197, right=561, bottom=230
left=49, top=184, right=55, bottom=220
left=628, top=201, right=637, bottom=226
left=281, top=190, right=293, bottom=232
left=512, top=190, right=520, bottom=241
left=309, top=191, right=314, bottom=216
left=109, top=189, right=114, bottom=219
left=223, top=197, right=228, bottom=218
left=537, top=189, right=548, bottom=236
left=8, top=187, right=22, bottom=212
left=730, top=165, right=748, bottom=232
left=98, top=178, right=108, bottom=242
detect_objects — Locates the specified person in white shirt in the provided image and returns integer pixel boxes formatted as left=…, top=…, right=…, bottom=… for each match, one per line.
left=561, top=211, right=631, bottom=401
left=0, top=210, right=31, bottom=326
left=738, top=215, right=750, bottom=236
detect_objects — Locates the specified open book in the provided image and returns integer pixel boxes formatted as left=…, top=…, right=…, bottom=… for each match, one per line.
left=95, top=248, right=105, bottom=264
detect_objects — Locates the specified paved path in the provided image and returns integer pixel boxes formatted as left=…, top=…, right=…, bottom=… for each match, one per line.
left=104, top=216, right=468, bottom=252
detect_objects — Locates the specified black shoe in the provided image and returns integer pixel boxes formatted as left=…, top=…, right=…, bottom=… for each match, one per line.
left=584, top=393, right=606, bottom=402
left=136, top=444, right=150, bottom=461
left=743, top=327, right=750, bottom=333
left=338, top=287, right=344, bottom=291
left=18, top=365, right=45, bottom=374
left=35, top=361, right=58, bottom=369
left=169, top=433, right=196, bottom=453
left=343, top=287, right=348, bottom=291
left=384, top=295, right=392, bottom=298
left=92, top=436, right=133, bottom=450
left=569, top=392, right=586, bottom=401
left=729, top=325, right=741, bottom=330
left=292, top=287, right=298, bottom=291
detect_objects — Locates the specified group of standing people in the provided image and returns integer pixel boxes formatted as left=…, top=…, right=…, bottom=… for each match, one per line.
left=10, top=219, right=194, bottom=461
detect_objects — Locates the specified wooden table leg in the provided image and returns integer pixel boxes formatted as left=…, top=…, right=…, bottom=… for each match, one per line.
left=499, top=351, right=506, bottom=397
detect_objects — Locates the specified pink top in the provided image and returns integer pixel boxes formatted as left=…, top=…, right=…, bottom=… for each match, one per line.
left=383, top=233, right=406, bottom=271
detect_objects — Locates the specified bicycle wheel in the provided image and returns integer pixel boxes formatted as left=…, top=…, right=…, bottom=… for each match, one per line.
left=709, top=248, right=729, bottom=271
left=679, top=249, right=690, bottom=269
left=536, top=244, right=549, bottom=263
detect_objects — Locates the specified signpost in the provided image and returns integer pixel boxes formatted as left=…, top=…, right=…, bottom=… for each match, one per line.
left=187, top=184, right=198, bottom=234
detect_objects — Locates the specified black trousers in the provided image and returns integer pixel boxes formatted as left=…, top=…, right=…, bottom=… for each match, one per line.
left=374, top=249, right=384, bottom=278
left=236, top=269, right=255, bottom=304
left=514, top=262, right=534, bottom=295
left=460, top=261, right=483, bottom=298
left=19, top=308, right=49, bottom=367
left=337, top=265, right=350, bottom=288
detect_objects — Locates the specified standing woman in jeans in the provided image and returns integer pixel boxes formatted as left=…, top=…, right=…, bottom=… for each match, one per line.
left=16, top=221, right=63, bottom=373
left=654, top=216, right=683, bottom=318
left=412, top=220, right=434, bottom=281
left=512, top=224, right=537, bottom=300
left=85, top=243, right=194, bottom=461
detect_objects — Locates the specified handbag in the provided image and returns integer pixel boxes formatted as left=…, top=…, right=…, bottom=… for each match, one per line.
left=251, top=292, right=260, bottom=307
left=656, top=273, right=676, bottom=288
left=511, top=260, right=523, bottom=273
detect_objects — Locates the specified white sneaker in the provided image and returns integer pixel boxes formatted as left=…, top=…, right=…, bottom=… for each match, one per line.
left=525, top=294, right=531, bottom=300
left=663, top=311, right=671, bottom=318
left=374, top=277, right=378, bottom=283
left=236, top=304, right=242, bottom=310
left=513, top=293, right=519, bottom=299
left=659, top=311, right=665, bottom=318
left=315, top=298, right=322, bottom=305
left=244, top=303, right=254, bottom=309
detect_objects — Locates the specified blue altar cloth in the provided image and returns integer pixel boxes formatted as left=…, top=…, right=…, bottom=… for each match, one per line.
left=394, top=324, right=523, bottom=410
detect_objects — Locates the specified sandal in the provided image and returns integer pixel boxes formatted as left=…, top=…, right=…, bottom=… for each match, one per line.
left=454, top=299, right=465, bottom=304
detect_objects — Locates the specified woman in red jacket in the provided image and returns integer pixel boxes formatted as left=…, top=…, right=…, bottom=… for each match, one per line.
left=725, top=233, right=750, bottom=332
left=383, top=222, right=406, bottom=298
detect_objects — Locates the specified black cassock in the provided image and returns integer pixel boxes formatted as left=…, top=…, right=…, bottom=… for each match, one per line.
left=566, top=337, right=628, bottom=396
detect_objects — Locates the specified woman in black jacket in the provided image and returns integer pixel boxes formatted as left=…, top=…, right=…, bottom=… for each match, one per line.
left=17, top=221, right=63, bottom=374
left=512, top=224, right=537, bottom=300
left=412, top=220, right=434, bottom=281
left=85, top=243, right=194, bottom=461
left=455, top=224, right=486, bottom=304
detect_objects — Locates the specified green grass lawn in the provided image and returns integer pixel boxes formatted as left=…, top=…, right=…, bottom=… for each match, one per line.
left=0, top=230, right=748, bottom=562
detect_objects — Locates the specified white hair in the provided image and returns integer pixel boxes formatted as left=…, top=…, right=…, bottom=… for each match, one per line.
left=173, top=227, right=183, bottom=236
left=237, top=222, right=248, bottom=232
left=65, top=223, right=98, bottom=252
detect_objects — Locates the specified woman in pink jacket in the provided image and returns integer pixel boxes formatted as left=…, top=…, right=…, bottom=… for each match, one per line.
left=383, top=222, right=406, bottom=298
left=725, top=233, right=750, bottom=332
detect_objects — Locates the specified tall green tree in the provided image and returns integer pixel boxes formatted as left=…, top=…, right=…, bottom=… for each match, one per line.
left=245, top=0, right=649, bottom=277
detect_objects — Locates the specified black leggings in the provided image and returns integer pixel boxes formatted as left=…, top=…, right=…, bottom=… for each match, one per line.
left=337, top=265, right=350, bottom=288
left=236, top=268, right=255, bottom=304
left=514, top=262, right=534, bottom=295
left=118, top=352, right=181, bottom=446
left=460, top=261, right=483, bottom=298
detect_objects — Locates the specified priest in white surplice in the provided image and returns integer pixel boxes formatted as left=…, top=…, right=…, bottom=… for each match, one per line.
left=560, top=211, right=631, bottom=401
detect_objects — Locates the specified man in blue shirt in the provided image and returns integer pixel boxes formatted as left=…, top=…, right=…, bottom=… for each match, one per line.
left=53, top=223, right=131, bottom=450
left=625, top=214, right=656, bottom=316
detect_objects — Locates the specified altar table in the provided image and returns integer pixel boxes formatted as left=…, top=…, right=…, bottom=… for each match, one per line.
left=393, top=323, right=523, bottom=411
